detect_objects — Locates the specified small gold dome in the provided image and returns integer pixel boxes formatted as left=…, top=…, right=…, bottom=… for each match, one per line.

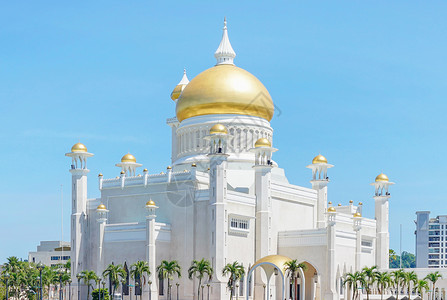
left=98, top=173, right=103, bottom=177
left=375, top=173, right=389, bottom=182
left=349, top=200, right=353, bottom=204
left=328, top=207, right=336, bottom=212
left=209, top=124, right=228, bottom=135
left=191, top=163, right=197, bottom=167
left=120, top=171, right=125, bottom=175
left=143, top=168, right=148, bottom=172
left=312, top=154, right=327, bottom=164
left=121, top=153, right=137, bottom=163
left=167, top=166, right=172, bottom=170
left=97, top=204, right=107, bottom=210
left=359, top=202, right=363, bottom=205
left=138, top=174, right=142, bottom=177
left=255, top=138, right=271, bottom=148
left=71, top=142, right=87, bottom=153
left=146, top=199, right=156, bottom=206
left=354, top=212, right=362, bottom=218
left=338, top=203, right=342, bottom=206
left=176, top=65, right=274, bottom=122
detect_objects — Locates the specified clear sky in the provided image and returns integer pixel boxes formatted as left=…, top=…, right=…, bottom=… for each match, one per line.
left=1, top=1, right=447, bottom=263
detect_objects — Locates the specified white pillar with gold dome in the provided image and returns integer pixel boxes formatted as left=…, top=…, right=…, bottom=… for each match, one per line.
left=326, top=206, right=337, bottom=300
left=353, top=212, right=362, bottom=271
left=65, top=142, right=94, bottom=298
left=207, top=124, right=229, bottom=299
left=145, top=199, right=158, bottom=299
left=372, top=173, right=395, bottom=269
left=307, top=154, right=334, bottom=229
left=96, top=204, right=108, bottom=276
left=115, top=153, right=142, bottom=177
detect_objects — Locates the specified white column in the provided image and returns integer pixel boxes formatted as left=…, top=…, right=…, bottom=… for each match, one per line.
left=374, top=196, right=390, bottom=269
left=97, top=219, right=106, bottom=276
left=311, top=181, right=328, bottom=229
left=325, top=213, right=337, bottom=300
left=146, top=214, right=158, bottom=300
left=209, top=154, right=229, bottom=299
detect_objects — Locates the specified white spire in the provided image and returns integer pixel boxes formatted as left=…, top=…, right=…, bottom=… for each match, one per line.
left=214, top=17, right=236, bottom=65
left=178, top=68, right=189, bottom=85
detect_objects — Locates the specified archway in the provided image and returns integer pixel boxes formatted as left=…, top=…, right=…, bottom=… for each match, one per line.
left=299, top=261, right=318, bottom=300
left=246, top=255, right=291, bottom=300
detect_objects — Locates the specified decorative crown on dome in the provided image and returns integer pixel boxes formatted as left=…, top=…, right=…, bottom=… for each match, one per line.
left=170, top=69, right=189, bottom=101
left=214, top=17, right=236, bottom=65
left=71, top=142, right=87, bottom=153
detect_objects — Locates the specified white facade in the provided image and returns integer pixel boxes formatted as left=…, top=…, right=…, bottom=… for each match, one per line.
left=415, top=211, right=447, bottom=268
left=28, top=241, right=70, bottom=267
left=67, top=21, right=393, bottom=300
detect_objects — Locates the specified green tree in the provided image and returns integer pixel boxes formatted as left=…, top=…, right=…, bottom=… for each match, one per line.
left=92, top=288, right=110, bottom=300
left=80, top=270, right=98, bottom=300
left=284, top=260, right=306, bottom=300
left=375, top=272, right=392, bottom=300
left=157, top=260, right=181, bottom=300
left=42, top=267, right=58, bottom=299
left=391, top=269, right=405, bottom=300
left=343, top=271, right=365, bottom=300
left=362, top=266, right=379, bottom=300
left=222, top=261, right=245, bottom=300
left=131, top=261, right=151, bottom=300
left=414, top=279, right=429, bottom=300
left=402, top=271, right=418, bottom=300
left=102, top=264, right=127, bottom=297
left=188, top=259, right=213, bottom=300
left=424, top=272, right=442, bottom=300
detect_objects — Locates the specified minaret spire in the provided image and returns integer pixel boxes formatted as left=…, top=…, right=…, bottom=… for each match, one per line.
left=214, top=17, right=236, bottom=65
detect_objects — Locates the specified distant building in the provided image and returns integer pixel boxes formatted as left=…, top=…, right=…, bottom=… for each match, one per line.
left=415, top=211, right=447, bottom=268
left=28, top=241, right=70, bottom=267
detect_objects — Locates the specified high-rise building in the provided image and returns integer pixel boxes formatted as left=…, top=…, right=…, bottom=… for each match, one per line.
left=415, top=211, right=447, bottom=268
left=28, top=241, right=71, bottom=267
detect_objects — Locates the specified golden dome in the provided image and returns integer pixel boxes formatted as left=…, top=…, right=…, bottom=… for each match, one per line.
left=209, top=124, right=228, bottom=135
left=146, top=199, right=156, bottom=206
left=176, top=64, right=274, bottom=122
left=255, top=138, right=271, bottom=148
left=359, top=202, right=363, bottom=205
left=71, top=142, right=87, bottom=153
left=97, top=204, right=107, bottom=210
left=171, top=69, right=189, bottom=101
left=375, top=173, right=389, bottom=182
left=191, top=163, right=197, bottom=167
left=121, top=153, right=136, bottom=163
left=143, top=168, right=148, bottom=172
left=312, top=154, right=327, bottom=164
left=338, top=203, right=342, bottom=206
left=349, top=200, right=353, bottom=204
left=353, top=212, right=362, bottom=218
left=167, top=166, right=172, bottom=170
left=328, top=207, right=336, bottom=212
left=328, top=201, right=332, bottom=205
left=120, top=171, right=125, bottom=175
left=98, top=173, right=103, bottom=177
left=252, top=255, right=292, bottom=276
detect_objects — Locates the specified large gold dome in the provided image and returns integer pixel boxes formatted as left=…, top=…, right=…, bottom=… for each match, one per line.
left=176, top=64, right=274, bottom=122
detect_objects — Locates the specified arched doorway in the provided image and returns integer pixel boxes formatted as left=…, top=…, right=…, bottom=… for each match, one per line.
left=246, top=255, right=291, bottom=300
left=298, top=262, right=318, bottom=300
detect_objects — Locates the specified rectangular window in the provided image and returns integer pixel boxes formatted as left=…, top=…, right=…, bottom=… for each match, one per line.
left=230, top=218, right=249, bottom=230
left=361, top=240, right=373, bottom=247
left=159, top=278, right=164, bottom=295
left=51, top=256, right=60, bottom=261
left=62, top=256, right=70, bottom=260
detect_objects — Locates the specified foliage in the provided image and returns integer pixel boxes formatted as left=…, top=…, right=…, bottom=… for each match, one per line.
left=80, top=270, right=98, bottom=300
left=92, top=288, right=110, bottom=300
left=222, top=261, right=245, bottom=300
left=284, top=260, right=306, bottom=300
left=389, top=249, right=416, bottom=268
left=131, top=261, right=151, bottom=300
left=102, top=264, right=127, bottom=297
left=402, top=271, right=418, bottom=300
left=414, top=279, right=429, bottom=298
left=188, top=259, right=213, bottom=300
left=375, top=271, right=392, bottom=300
left=425, top=272, right=443, bottom=300
left=157, top=260, right=181, bottom=300
left=343, top=271, right=365, bottom=300
left=362, top=266, right=379, bottom=300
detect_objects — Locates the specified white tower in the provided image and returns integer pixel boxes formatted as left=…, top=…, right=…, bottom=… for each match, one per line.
left=115, top=153, right=142, bottom=177
left=206, top=124, right=230, bottom=299
left=306, top=154, right=334, bottom=229
left=214, top=17, right=236, bottom=65
left=96, top=203, right=108, bottom=276
left=145, top=199, right=159, bottom=299
left=353, top=212, right=362, bottom=271
left=326, top=206, right=337, bottom=300
left=371, top=173, right=394, bottom=269
left=65, top=142, right=93, bottom=296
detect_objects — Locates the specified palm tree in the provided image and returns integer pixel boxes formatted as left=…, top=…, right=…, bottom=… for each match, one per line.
left=222, top=261, right=245, bottom=300
left=376, top=271, right=392, bottom=300
left=284, top=260, right=307, bottom=300
left=157, top=260, right=181, bottom=300
left=188, top=259, right=213, bottom=300
left=362, top=266, right=379, bottom=300
left=80, top=270, right=98, bottom=300
left=424, top=272, right=442, bottom=300
left=343, top=271, right=365, bottom=300
left=402, top=271, right=418, bottom=300
left=391, top=269, right=405, bottom=300
left=414, top=279, right=429, bottom=300
left=131, top=261, right=151, bottom=300
left=42, top=267, right=58, bottom=299
left=103, top=264, right=127, bottom=297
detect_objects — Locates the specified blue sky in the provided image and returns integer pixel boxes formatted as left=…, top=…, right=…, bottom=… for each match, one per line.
left=1, top=1, right=447, bottom=263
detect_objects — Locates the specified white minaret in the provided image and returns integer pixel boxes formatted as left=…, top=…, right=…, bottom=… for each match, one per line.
left=306, top=154, right=334, bottom=229
left=206, top=124, right=230, bottom=299
left=372, top=173, right=394, bottom=269
left=96, top=203, right=108, bottom=276
left=326, top=205, right=337, bottom=300
left=214, top=17, right=236, bottom=65
left=353, top=212, right=362, bottom=271
left=65, top=142, right=93, bottom=298
left=145, top=199, right=159, bottom=299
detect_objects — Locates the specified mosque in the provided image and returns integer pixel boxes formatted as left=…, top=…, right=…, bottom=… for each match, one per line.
left=66, top=20, right=394, bottom=300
